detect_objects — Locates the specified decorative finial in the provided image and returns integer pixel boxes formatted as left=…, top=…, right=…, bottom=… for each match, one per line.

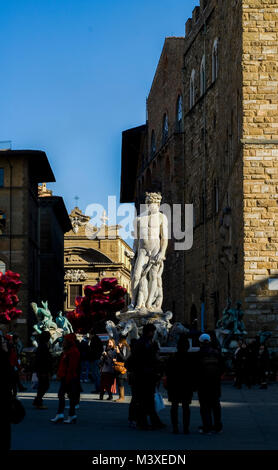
left=100, top=210, right=109, bottom=226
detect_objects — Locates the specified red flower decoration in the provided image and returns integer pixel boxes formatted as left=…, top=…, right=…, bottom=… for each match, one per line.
left=0, top=271, right=23, bottom=324
left=67, top=277, right=127, bottom=333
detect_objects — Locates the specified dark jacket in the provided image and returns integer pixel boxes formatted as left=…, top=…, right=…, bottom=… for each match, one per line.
left=257, top=348, right=270, bottom=375
left=34, top=343, right=52, bottom=375
left=165, top=351, right=196, bottom=403
left=0, top=348, right=13, bottom=450
left=234, top=346, right=249, bottom=371
left=196, top=345, right=225, bottom=397
left=0, top=348, right=12, bottom=409
left=89, top=335, right=103, bottom=361
left=115, top=344, right=131, bottom=379
left=79, top=338, right=90, bottom=361
left=116, top=344, right=131, bottom=363
left=129, top=337, right=162, bottom=385
left=100, top=348, right=117, bottom=374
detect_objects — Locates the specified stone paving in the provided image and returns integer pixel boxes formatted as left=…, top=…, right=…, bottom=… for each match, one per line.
left=12, top=381, right=278, bottom=451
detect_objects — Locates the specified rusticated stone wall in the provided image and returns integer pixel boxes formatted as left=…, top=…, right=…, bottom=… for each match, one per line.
left=242, top=0, right=278, bottom=344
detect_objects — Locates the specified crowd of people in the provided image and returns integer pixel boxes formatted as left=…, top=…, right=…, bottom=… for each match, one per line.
left=1, top=322, right=278, bottom=450
left=233, top=339, right=273, bottom=389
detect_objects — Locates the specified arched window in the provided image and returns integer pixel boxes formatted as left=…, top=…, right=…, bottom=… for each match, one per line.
left=212, top=39, right=219, bottom=82
left=150, top=130, right=156, bottom=158
left=190, top=70, right=195, bottom=109
left=162, top=113, right=168, bottom=144
left=0, top=260, right=6, bottom=273
left=200, top=55, right=206, bottom=96
left=176, top=95, right=183, bottom=132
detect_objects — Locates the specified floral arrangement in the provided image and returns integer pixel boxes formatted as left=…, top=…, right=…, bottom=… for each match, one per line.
left=0, top=270, right=22, bottom=323
left=67, top=277, right=126, bottom=332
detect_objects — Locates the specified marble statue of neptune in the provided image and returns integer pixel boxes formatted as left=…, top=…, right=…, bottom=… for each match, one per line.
left=128, top=192, right=168, bottom=313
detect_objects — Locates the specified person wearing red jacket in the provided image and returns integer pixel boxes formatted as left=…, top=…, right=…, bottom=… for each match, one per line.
left=51, top=333, right=80, bottom=424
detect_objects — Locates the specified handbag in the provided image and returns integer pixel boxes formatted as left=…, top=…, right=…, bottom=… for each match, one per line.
left=10, top=397, right=26, bottom=424
left=113, top=361, right=127, bottom=375
left=154, top=391, right=165, bottom=413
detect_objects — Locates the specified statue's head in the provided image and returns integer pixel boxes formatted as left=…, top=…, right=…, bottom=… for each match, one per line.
left=236, top=301, right=242, bottom=308
left=145, top=192, right=162, bottom=214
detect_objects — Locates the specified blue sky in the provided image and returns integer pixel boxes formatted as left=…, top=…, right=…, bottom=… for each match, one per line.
left=1, top=0, right=197, bottom=220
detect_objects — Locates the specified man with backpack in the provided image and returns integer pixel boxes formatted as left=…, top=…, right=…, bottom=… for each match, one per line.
left=196, top=333, right=225, bottom=435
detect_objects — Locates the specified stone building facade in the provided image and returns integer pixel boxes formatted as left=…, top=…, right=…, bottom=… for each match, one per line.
left=64, top=207, right=132, bottom=314
left=38, top=184, right=72, bottom=319
left=0, top=150, right=55, bottom=343
left=120, top=0, right=278, bottom=344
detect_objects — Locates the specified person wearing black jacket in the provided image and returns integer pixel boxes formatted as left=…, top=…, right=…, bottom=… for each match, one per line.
left=234, top=341, right=250, bottom=389
left=257, top=344, right=270, bottom=389
left=130, top=323, right=165, bottom=430
left=165, top=335, right=196, bottom=434
left=196, top=333, right=225, bottom=434
left=33, top=331, right=52, bottom=410
left=88, top=329, right=103, bottom=393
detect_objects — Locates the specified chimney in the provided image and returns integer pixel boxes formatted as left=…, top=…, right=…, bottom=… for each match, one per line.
left=193, top=6, right=200, bottom=23
left=185, top=18, right=192, bottom=36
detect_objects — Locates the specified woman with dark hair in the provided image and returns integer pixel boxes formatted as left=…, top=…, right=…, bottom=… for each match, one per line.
left=99, top=338, right=117, bottom=400
left=114, top=336, right=130, bottom=402
left=165, top=334, right=195, bottom=434
left=51, top=333, right=80, bottom=424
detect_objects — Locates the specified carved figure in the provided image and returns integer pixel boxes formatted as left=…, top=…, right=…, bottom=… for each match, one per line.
left=216, top=300, right=247, bottom=352
left=117, top=319, right=140, bottom=344
left=105, top=320, right=120, bottom=343
left=128, top=192, right=168, bottom=313
left=167, top=322, right=189, bottom=347
left=31, top=301, right=57, bottom=334
left=216, top=298, right=233, bottom=331
left=55, top=311, right=74, bottom=335
left=64, top=270, right=87, bottom=282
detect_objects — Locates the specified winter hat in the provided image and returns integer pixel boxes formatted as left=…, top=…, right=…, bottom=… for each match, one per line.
left=199, top=333, right=211, bottom=343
